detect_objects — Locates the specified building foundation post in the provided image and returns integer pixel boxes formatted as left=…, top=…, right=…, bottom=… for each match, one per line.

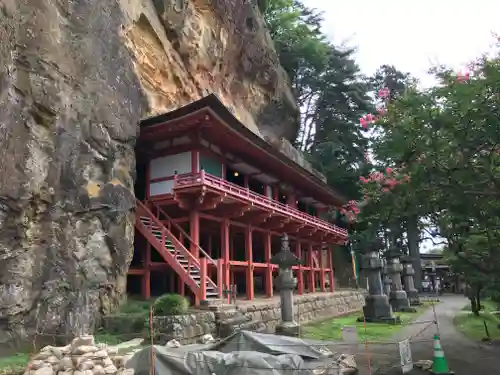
left=295, top=241, right=304, bottom=294
left=141, top=243, right=151, bottom=299
left=308, top=243, right=315, bottom=293
left=245, top=226, right=254, bottom=300
left=265, top=231, right=273, bottom=297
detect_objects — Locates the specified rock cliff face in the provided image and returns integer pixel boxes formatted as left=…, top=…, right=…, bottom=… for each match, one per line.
left=0, top=0, right=297, bottom=345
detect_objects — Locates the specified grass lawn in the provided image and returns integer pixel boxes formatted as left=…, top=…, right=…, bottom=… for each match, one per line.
left=302, top=303, right=431, bottom=342
left=454, top=299, right=500, bottom=341
left=0, top=353, right=30, bottom=375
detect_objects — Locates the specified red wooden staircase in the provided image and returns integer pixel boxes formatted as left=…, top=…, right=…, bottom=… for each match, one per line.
left=135, top=199, right=220, bottom=302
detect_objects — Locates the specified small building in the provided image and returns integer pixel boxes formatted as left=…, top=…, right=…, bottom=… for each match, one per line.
left=128, top=95, right=348, bottom=305
left=420, top=253, right=465, bottom=293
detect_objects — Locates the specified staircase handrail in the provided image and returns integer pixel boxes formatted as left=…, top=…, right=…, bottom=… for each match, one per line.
left=152, top=202, right=217, bottom=267
left=312, top=251, right=319, bottom=268
left=136, top=199, right=200, bottom=268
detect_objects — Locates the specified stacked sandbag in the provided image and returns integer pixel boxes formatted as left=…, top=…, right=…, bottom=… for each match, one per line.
left=23, top=336, right=133, bottom=375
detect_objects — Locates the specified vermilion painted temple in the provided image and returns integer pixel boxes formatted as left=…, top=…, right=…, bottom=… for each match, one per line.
left=129, top=94, right=348, bottom=305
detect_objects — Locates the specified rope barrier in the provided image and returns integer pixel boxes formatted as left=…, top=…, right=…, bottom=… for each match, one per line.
left=12, top=300, right=453, bottom=374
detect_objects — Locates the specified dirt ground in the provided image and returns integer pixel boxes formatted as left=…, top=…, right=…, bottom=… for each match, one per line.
left=339, top=295, right=500, bottom=375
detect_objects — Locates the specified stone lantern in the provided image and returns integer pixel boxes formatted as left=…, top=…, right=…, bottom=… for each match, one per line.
left=358, top=239, right=399, bottom=323
left=386, top=247, right=416, bottom=312
left=271, top=234, right=302, bottom=337
left=401, top=256, right=421, bottom=306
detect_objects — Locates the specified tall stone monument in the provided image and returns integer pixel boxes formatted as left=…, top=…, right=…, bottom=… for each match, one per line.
left=386, top=248, right=416, bottom=312
left=382, top=262, right=392, bottom=297
left=401, top=256, right=421, bottom=306
left=272, top=234, right=301, bottom=337
left=358, top=240, right=399, bottom=323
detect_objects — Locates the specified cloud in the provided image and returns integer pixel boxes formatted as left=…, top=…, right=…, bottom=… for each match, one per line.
left=302, top=0, right=499, bottom=86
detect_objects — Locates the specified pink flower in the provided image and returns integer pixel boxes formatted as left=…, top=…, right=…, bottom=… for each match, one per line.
left=360, top=117, right=368, bottom=128
left=376, top=107, right=387, bottom=116
left=385, top=167, right=393, bottom=175
left=385, top=178, right=398, bottom=188
left=457, top=69, right=470, bottom=82
left=370, top=172, right=384, bottom=181
left=378, top=87, right=389, bottom=99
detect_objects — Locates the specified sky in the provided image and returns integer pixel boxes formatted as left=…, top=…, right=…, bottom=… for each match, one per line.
left=302, top=0, right=500, bottom=88
left=301, top=0, right=500, bottom=251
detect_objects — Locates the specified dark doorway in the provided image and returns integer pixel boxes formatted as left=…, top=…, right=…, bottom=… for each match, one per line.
left=127, top=275, right=142, bottom=296
left=278, top=190, right=287, bottom=204
left=248, top=178, right=265, bottom=195
left=226, top=166, right=245, bottom=187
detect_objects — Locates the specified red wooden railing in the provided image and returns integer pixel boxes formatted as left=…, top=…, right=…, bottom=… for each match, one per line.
left=135, top=199, right=218, bottom=298
left=151, top=202, right=217, bottom=267
left=174, top=171, right=348, bottom=238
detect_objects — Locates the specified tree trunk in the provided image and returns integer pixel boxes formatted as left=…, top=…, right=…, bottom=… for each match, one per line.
left=470, top=297, right=480, bottom=316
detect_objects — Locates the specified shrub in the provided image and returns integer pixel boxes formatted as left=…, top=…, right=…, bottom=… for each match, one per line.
left=152, top=294, right=189, bottom=316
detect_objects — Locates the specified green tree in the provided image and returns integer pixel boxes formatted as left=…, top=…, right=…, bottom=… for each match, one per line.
left=264, top=0, right=373, bottom=202
left=363, top=51, right=500, bottom=296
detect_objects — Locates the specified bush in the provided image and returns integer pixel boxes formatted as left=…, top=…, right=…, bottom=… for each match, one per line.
left=152, top=294, right=189, bottom=316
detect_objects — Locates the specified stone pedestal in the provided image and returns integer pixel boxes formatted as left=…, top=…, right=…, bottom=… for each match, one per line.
left=386, top=251, right=416, bottom=313
left=382, top=265, right=392, bottom=296
left=401, top=256, right=421, bottom=306
left=358, top=249, right=399, bottom=324
left=272, top=235, right=301, bottom=336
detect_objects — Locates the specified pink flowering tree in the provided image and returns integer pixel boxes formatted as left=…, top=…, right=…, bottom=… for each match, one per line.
left=353, top=51, right=500, bottom=291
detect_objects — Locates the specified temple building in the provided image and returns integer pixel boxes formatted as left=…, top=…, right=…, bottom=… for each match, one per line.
left=128, top=94, right=349, bottom=305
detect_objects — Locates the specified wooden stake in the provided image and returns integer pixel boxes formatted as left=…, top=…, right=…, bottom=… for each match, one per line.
left=149, top=306, right=155, bottom=375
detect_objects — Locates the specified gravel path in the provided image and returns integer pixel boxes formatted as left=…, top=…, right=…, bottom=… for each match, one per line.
left=349, top=295, right=500, bottom=375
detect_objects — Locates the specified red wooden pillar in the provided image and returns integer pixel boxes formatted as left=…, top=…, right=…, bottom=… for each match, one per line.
left=217, top=258, right=224, bottom=298
left=273, top=186, right=279, bottom=200
left=308, top=243, right=315, bottom=293
left=189, top=211, right=200, bottom=258
left=199, top=257, right=207, bottom=302
left=287, top=192, right=297, bottom=208
left=264, top=231, right=273, bottom=297
left=319, top=245, right=326, bottom=292
left=141, top=243, right=151, bottom=299
left=328, top=246, right=335, bottom=292
left=245, top=226, right=254, bottom=300
left=221, top=219, right=230, bottom=291
left=295, top=241, right=304, bottom=294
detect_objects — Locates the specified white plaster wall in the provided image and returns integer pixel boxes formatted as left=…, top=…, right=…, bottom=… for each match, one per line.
left=150, top=180, right=175, bottom=196
left=150, top=152, right=192, bottom=179
left=149, top=152, right=192, bottom=196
